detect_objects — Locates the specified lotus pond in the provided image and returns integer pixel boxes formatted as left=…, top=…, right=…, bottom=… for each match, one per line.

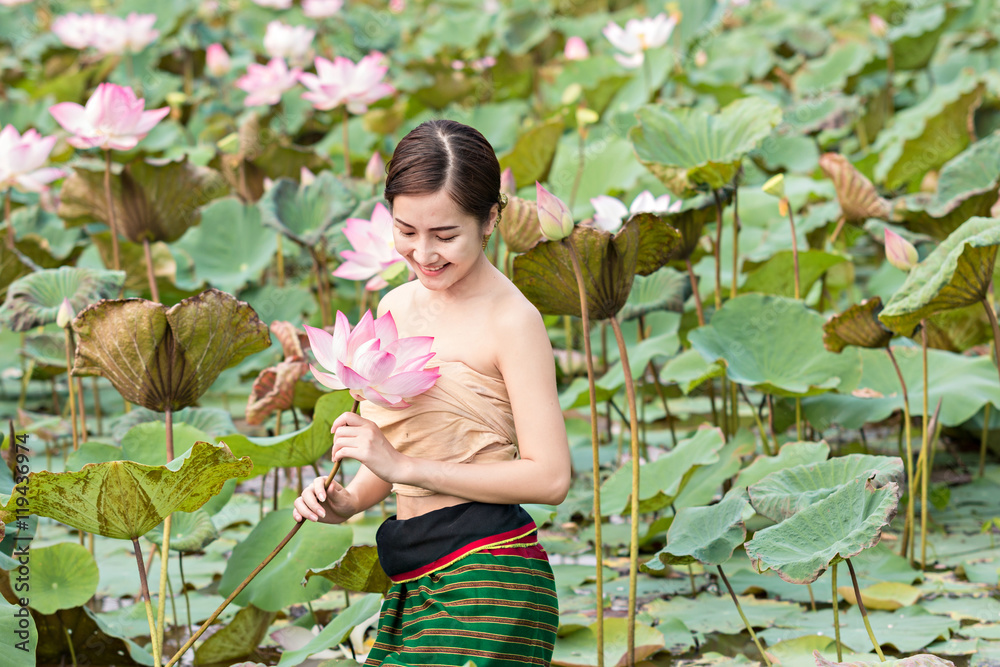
left=2, top=0, right=1000, bottom=666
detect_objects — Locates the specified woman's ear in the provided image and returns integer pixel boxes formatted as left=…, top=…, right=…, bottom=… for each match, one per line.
left=485, top=203, right=499, bottom=235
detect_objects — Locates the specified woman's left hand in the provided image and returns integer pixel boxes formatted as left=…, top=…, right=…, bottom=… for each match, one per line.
left=330, top=411, right=403, bottom=482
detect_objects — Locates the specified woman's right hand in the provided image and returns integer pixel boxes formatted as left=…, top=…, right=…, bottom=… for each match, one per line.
left=292, top=475, right=356, bottom=524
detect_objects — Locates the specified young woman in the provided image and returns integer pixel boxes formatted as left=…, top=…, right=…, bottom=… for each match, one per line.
left=293, top=119, right=572, bottom=667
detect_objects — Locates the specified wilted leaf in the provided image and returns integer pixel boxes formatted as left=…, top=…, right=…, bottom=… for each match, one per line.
left=823, top=297, right=894, bottom=353
left=818, top=153, right=891, bottom=222
left=552, top=618, right=665, bottom=667
left=498, top=118, right=564, bottom=186
left=837, top=581, right=922, bottom=611
left=0, top=266, right=124, bottom=332
left=304, top=545, right=392, bottom=595
left=274, top=594, right=383, bottom=667
left=194, top=604, right=276, bottom=667
left=813, top=651, right=955, bottom=667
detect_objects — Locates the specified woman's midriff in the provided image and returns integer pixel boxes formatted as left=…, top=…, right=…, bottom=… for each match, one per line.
left=396, top=492, right=472, bottom=520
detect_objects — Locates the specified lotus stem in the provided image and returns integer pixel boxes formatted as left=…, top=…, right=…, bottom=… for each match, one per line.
left=641, top=55, right=653, bottom=104
left=342, top=107, right=351, bottom=176
left=309, top=248, right=333, bottom=328
left=920, top=323, right=929, bottom=569
left=164, top=400, right=361, bottom=667
left=983, top=296, right=1000, bottom=394
left=179, top=551, right=193, bottom=637
left=767, top=394, right=779, bottom=451
left=76, top=377, right=87, bottom=439
left=685, top=258, right=706, bottom=327
left=885, top=346, right=915, bottom=564
left=132, top=537, right=162, bottom=667
left=980, top=403, right=991, bottom=479
left=731, top=380, right=739, bottom=441
left=885, top=45, right=895, bottom=121
left=156, top=406, right=175, bottom=661
left=795, top=397, right=802, bottom=442
left=91, top=377, right=103, bottom=435
left=565, top=241, right=604, bottom=667
left=831, top=561, right=842, bottom=661
left=648, top=361, right=677, bottom=448
left=721, top=376, right=729, bottom=440
left=104, top=149, right=121, bottom=273
left=732, top=187, right=740, bottom=301
left=63, top=327, right=79, bottom=451
left=845, top=558, right=885, bottom=661
left=276, top=234, right=285, bottom=287
left=717, top=565, right=771, bottom=667
left=4, top=188, right=12, bottom=249
left=569, top=130, right=585, bottom=211
left=739, top=385, right=771, bottom=455
left=609, top=316, right=640, bottom=667
left=687, top=564, right=697, bottom=598
left=564, top=315, right=573, bottom=377
left=63, top=619, right=78, bottom=667
left=143, top=238, right=160, bottom=303
left=806, top=583, right=816, bottom=612
left=712, top=189, right=724, bottom=311
left=786, top=202, right=801, bottom=300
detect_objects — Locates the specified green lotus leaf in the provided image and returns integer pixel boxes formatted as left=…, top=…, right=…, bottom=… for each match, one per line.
left=733, top=441, right=831, bottom=492
left=687, top=294, right=863, bottom=396
left=673, top=430, right=756, bottom=510
left=619, top=268, right=687, bottom=322
left=643, top=491, right=754, bottom=569
left=801, top=345, right=1000, bottom=429
left=658, top=348, right=726, bottom=395
left=891, top=131, right=1000, bottom=240
left=873, top=74, right=985, bottom=190
left=879, top=218, right=1000, bottom=337
left=222, top=390, right=353, bottom=476
left=764, top=636, right=877, bottom=667
left=499, top=117, right=564, bottom=187
left=218, top=509, right=352, bottom=611
left=552, top=617, right=665, bottom=667
left=823, top=297, right=894, bottom=353
left=498, top=196, right=543, bottom=253
left=0, top=441, right=252, bottom=539
left=887, top=3, right=951, bottom=71
left=793, top=42, right=875, bottom=96
left=173, top=197, right=278, bottom=293
left=304, top=544, right=392, bottom=595
left=20, top=332, right=68, bottom=380
left=28, top=542, right=99, bottom=615
left=0, top=597, right=36, bottom=667
left=121, top=421, right=211, bottom=465
left=550, top=133, right=651, bottom=220
left=0, top=241, right=33, bottom=303
left=600, top=427, right=724, bottom=516
left=110, top=406, right=237, bottom=442
left=740, top=250, right=848, bottom=299
left=745, top=475, right=899, bottom=584
left=10, top=205, right=83, bottom=261
left=0, top=266, right=125, bottom=332
left=145, top=508, right=219, bottom=552
left=659, top=191, right=720, bottom=261
left=814, top=653, right=955, bottom=667
left=630, top=97, right=783, bottom=195
left=57, top=157, right=228, bottom=243
left=274, top=594, right=383, bottom=667
left=748, top=453, right=903, bottom=522
left=259, top=171, right=360, bottom=248
left=194, top=604, right=276, bottom=667
left=645, top=592, right=800, bottom=636
left=72, top=288, right=271, bottom=412
left=65, top=442, right=122, bottom=471
left=922, top=302, right=992, bottom=353
left=784, top=95, right=862, bottom=136
left=818, top=153, right=892, bottom=223
left=88, top=231, right=180, bottom=297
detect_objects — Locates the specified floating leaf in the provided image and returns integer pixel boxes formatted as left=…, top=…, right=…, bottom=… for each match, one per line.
left=873, top=75, right=984, bottom=190
left=646, top=592, right=800, bottom=635
left=57, top=158, right=228, bottom=243
left=259, top=171, right=359, bottom=248
left=837, top=581, right=922, bottom=611
left=0, top=441, right=252, bottom=540
left=688, top=294, right=863, bottom=396
left=28, top=543, right=99, bottom=615
left=745, top=475, right=899, bottom=584
left=823, top=297, right=894, bottom=353
left=552, top=617, right=665, bottom=667
left=218, top=509, right=351, bottom=611
left=304, top=544, right=392, bottom=595
left=813, top=650, right=955, bottom=667
left=643, top=491, right=754, bottom=570
left=72, top=288, right=271, bottom=412
left=879, top=218, right=1000, bottom=337
left=819, top=153, right=891, bottom=223
left=748, top=454, right=903, bottom=522
left=0, top=266, right=124, bottom=332
left=274, top=594, right=383, bottom=667
left=194, top=604, right=276, bottom=667
left=145, top=508, right=219, bottom=552
left=630, top=97, right=783, bottom=194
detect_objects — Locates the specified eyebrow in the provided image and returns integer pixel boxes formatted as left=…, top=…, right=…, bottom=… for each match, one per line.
left=394, top=218, right=459, bottom=232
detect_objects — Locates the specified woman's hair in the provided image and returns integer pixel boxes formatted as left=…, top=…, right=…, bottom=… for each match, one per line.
left=384, top=119, right=505, bottom=227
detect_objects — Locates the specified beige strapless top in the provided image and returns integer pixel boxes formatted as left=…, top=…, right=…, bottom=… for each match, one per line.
left=359, top=360, right=519, bottom=496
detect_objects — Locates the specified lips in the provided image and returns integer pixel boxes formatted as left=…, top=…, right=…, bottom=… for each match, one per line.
left=417, top=262, right=448, bottom=276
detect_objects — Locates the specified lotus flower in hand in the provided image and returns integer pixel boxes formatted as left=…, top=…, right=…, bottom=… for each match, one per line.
left=305, top=310, right=439, bottom=408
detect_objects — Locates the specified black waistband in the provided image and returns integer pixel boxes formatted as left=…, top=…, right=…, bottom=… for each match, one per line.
left=375, top=502, right=537, bottom=580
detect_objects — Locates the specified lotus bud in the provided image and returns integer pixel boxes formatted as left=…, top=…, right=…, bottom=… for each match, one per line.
left=575, top=107, right=599, bottom=128
left=564, top=36, right=589, bottom=61
left=299, top=166, right=316, bottom=186
left=536, top=182, right=574, bottom=242
left=366, top=152, right=385, bottom=184
left=206, top=43, right=231, bottom=77
left=762, top=173, right=785, bottom=199
left=56, top=298, right=75, bottom=329
left=778, top=199, right=789, bottom=217
left=500, top=167, right=516, bottom=197
left=884, top=228, right=918, bottom=271
left=694, top=49, right=708, bottom=67
left=869, top=14, right=888, bottom=38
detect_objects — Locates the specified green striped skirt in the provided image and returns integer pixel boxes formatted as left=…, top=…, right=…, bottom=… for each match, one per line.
left=365, top=502, right=559, bottom=667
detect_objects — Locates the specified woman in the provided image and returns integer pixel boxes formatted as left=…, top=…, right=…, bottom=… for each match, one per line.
left=293, top=119, right=571, bottom=667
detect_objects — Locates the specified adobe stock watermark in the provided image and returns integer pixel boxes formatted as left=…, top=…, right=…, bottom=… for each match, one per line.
left=10, top=430, right=32, bottom=653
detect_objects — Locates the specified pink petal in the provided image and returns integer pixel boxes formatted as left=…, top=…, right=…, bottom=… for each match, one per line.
left=363, top=387, right=405, bottom=409
left=392, top=352, right=435, bottom=374
left=352, top=348, right=396, bottom=385
left=346, top=310, right=375, bottom=357
left=338, top=364, right=370, bottom=390
left=309, top=365, right=346, bottom=390
left=375, top=369, right=440, bottom=398
left=304, top=325, right=339, bottom=372
left=48, top=102, right=88, bottom=134
left=133, top=107, right=170, bottom=134
left=373, top=311, right=397, bottom=345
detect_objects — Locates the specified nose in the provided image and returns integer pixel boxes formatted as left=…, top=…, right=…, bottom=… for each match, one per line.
left=411, top=238, right=438, bottom=265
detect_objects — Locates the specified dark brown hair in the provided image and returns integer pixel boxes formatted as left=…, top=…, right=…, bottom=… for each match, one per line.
left=384, top=119, right=505, bottom=227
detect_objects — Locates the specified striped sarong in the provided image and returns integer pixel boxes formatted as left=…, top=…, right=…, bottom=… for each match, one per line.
left=365, top=502, right=559, bottom=667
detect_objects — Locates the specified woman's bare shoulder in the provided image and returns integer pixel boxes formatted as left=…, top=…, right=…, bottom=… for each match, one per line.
left=376, top=281, right=419, bottom=319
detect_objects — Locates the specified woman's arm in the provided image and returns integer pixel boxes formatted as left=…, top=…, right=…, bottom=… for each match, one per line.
left=329, top=299, right=571, bottom=506
left=293, top=463, right=392, bottom=524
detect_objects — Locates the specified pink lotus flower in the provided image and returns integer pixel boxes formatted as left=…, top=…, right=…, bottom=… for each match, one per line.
left=333, top=202, right=408, bottom=291
left=365, top=152, right=385, bottom=184
left=603, top=13, right=677, bottom=68
left=0, top=125, right=65, bottom=193
left=884, top=228, right=918, bottom=271
left=52, top=13, right=105, bottom=49
left=95, top=13, right=159, bottom=55
left=48, top=83, right=169, bottom=151
left=564, top=36, right=589, bottom=61
left=299, top=53, right=395, bottom=114
left=206, top=43, right=231, bottom=77
left=251, top=0, right=293, bottom=8
left=869, top=14, right=889, bottom=38
left=263, top=20, right=315, bottom=66
left=500, top=167, right=516, bottom=196
left=305, top=310, right=440, bottom=408
left=536, top=182, right=574, bottom=241
left=236, top=57, right=302, bottom=107
left=303, top=0, right=344, bottom=18
left=589, top=190, right=682, bottom=233
left=0, top=0, right=33, bottom=6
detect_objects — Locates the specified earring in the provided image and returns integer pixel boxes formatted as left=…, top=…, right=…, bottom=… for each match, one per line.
left=482, top=233, right=491, bottom=250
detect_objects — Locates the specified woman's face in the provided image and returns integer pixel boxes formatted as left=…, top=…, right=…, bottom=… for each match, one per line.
left=391, top=190, right=494, bottom=292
